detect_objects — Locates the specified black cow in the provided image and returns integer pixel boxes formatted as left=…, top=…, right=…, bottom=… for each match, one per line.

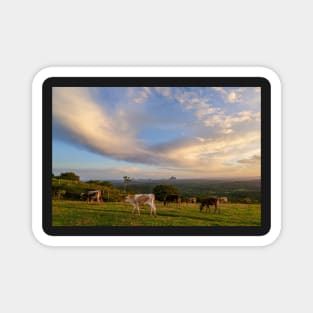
left=163, top=194, right=181, bottom=206
left=199, top=197, right=220, bottom=214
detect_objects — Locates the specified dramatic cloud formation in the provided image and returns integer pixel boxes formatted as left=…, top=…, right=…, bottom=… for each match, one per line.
left=53, top=86, right=261, bottom=179
left=53, top=87, right=159, bottom=165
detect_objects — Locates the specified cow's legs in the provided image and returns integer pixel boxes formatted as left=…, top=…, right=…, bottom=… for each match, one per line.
left=137, top=204, right=140, bottom=215
left=150, top=204, right=157, bottom=216
left=214, top=203, right=220, bottom=214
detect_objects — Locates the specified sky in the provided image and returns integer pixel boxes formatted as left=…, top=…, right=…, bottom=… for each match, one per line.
left=52, top=86, right=261, bottom=180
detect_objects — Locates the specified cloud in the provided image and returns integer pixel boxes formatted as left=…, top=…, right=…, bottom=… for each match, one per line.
left=53, top=87, right=159, bottom=165
left=154, top=87, right=171, bottom=97
left=227, top=91, right=237, bottom=103
left=53, top=87, right=261, bottom=178
left=211, top=87, right=227, bottom=94
left=128, top=87, right=151, bottom=104
left=151, top=131, right=260, bottom=171
left=212, top=87, right=261, bottom=107
left=211, top=87, right=238, bottom=103
left=173, top=90, right=222, bottom=121
left=237, top=155, right=261, bottom=165
left=194, top=104, right=221, bottom=119
left=203, top=110, right=260, bottom=134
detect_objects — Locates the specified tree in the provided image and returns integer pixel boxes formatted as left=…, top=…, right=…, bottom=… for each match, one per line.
left=123, top=176, right=132, bottom=192
left=153, top=185, right=180, bottom=201
left=86, top=180, right=113, bottom=188
left=59, top=172, right=80, bottom=181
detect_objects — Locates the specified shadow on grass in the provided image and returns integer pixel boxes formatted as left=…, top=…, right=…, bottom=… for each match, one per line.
left=66, top=206, right=130, bottom=215
left=67, top=206, right=159, bottom=216
left=57, top=204, right=225, bottom=221
left=157, top=211, right=221, bottom=222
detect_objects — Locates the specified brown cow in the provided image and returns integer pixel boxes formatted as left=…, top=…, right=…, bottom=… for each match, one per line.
left=199, top=197, right=226, bottom=214
left=163, top=194, right=181, bottom=206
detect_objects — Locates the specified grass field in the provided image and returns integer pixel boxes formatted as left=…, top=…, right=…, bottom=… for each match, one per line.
left=52, top=200, right=261, bottom=227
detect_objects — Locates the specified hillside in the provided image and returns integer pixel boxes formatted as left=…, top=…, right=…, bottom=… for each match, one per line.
left=52, top=178, right=124, bottom=201
left=111, top=178, right=261, bottom=203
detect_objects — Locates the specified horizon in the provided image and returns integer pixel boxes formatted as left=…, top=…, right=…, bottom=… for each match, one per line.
left=53, top=170, right=261, bottom=182
left=53, top=86, right=261, bottom=180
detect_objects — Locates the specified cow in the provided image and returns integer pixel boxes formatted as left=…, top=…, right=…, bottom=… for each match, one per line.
left=187, top=197, right=197, bottom=204
left=163, top=194, right=181, bottom=206
left=200, top=197, right=222, bottom=214
left=124, top=194, right=157, bottom=216
left=80, top=190, right=102, bottom=204
left=219, top=197, right=228, bottom=203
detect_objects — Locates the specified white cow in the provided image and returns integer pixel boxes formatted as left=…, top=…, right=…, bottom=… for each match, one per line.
left=124, top=194, right=157, bottom=216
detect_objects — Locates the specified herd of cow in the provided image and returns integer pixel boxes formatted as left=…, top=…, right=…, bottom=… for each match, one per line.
left=80, top=190, right=228, bottom=216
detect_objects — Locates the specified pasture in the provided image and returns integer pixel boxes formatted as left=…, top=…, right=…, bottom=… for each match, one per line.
left=52, top=200, right=261, bottom=227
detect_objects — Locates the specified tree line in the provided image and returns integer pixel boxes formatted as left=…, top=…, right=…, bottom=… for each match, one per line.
left=52, top=172, right=260, bottom=204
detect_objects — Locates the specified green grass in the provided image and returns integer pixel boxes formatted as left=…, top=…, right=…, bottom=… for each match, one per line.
left=52, top=200, right=261, bottom=227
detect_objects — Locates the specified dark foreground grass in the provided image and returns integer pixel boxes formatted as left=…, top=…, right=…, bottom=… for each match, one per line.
left=52, top=200, right=261, bottom=226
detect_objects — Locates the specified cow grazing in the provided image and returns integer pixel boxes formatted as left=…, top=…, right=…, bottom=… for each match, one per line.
left=199, top=197, right=221, bottom=214
left=80, top=190, right=102, bottom=204
left=125, top=194, right=157, bottom=216
left=163, top=194, right=181, bottom=206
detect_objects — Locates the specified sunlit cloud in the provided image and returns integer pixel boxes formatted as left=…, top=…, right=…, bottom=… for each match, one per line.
left=53, top=86, right=261, bottom=179
left=212, top=87, right=227, bottom=94
left=129, top=87, right=151, bottom=104
left=203, top=110, right=260, bottom=134
left=227, top=91, right=237, bottom=103
left=237, top=154, right=261, bottom=165
left=53, top=87, right=158, bottom=165
left=154, top=87, right=171, bottom=97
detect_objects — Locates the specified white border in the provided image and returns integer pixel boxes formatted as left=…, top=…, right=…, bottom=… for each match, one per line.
left=32, top=67, right=281, bottom=246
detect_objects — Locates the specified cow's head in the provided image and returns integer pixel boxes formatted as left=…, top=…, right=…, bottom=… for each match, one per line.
left=124, top=194, right=134, bottom=203
left=219, top=197, right=228, bottom=203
